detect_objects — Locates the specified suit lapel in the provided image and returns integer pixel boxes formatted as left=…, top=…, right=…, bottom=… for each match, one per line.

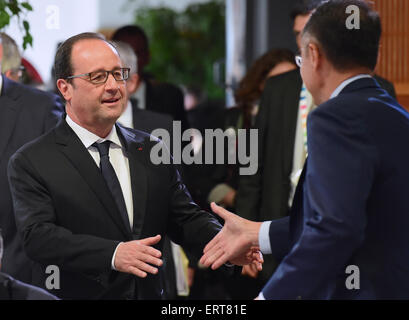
left=54, top=120, right=132, bottom=239
left=116, top=125, right=148, bottom=239
left=0, top=76, right=23, bottom=160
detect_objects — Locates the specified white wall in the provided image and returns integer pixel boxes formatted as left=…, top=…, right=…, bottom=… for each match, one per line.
left=4, top=0, right=213, bottom=86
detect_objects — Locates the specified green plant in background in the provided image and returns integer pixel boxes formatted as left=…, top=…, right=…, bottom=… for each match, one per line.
left=134, top=0, right=225, bottom=99
left=0, top=0, right=33, bottom=49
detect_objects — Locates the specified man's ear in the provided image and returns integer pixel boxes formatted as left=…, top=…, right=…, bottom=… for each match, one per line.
left=127, top=73, right=140, bottom=94
left=0, top=44, right=3, bottom=66
left=56, top=79, right=72, bottom=102
left=308, top=42, right=321, bottom=71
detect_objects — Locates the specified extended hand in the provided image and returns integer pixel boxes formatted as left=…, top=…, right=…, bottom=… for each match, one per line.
left=114, top=235, right=163, bottom=278
left=200, top=202, right=263, bottom=270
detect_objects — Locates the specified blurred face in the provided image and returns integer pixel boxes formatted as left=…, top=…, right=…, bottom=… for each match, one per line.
left=57, top=39, right=126, bottom=134
left=293, top=14, right=311, bottom=51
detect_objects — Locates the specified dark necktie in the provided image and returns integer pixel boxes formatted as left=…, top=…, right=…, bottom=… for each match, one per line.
left=92, top=141, right=131, bottom=232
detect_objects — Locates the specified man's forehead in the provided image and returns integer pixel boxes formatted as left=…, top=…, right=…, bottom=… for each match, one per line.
left=72, top=39, right=118, bottom=57
left=71, top=39, right=121, bottom=70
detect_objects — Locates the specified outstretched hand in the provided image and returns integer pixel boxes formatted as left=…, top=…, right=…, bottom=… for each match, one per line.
left=200, top=202, right=263, bottom=270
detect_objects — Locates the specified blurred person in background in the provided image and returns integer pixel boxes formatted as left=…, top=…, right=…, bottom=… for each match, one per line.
left=0, top=34, right=63, bottom=285
left=112, top=25, right=189, bottom=133
left=0, top=229, right=58, bottom=300
left=208, top=48, right=296, bottom=299
left=0, top=33, right=23, bottom=82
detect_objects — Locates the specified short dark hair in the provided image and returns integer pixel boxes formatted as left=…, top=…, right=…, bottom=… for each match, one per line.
left=290, top=0, right=324, bottom=20
left=54, top=32, right=107, bottom=82
left=111, top=25, right=150, bottom=74
left=303, top=0, right=381, bottom=71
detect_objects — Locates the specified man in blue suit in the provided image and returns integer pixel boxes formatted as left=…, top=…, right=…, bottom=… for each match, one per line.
left=200, top=0, right=409, bottom=299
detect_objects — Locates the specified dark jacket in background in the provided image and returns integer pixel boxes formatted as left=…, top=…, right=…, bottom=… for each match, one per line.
left=0, top=75, right=63, bottom=284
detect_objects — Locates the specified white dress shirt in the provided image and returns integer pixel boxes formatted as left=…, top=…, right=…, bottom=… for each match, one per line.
left=66, top=115, right=133, bottom=269
left=257, top=74, right=373, bottom=300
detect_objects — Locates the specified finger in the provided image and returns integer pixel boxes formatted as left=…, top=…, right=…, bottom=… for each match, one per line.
left=211, top=252, right=231, bottom=270
left=203, top=232, right=222, bottom=254
left=128, top=266, right=147, bottom=278
left=201, top=239, right=226, bottom=266
left=210, top=202, right=233, bottom=221
left=135, top=243, right=162, bottom=258
left=133, top=260, right=160, bottom=275
left=138, top=235, right=162, bottom=246
left=137, top=252, right=163, bottom=267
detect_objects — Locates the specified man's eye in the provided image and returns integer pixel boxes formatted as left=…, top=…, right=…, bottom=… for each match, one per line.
left=91, top=73, right=106, bottom=81
left=113, top=71, right=122, bottom=78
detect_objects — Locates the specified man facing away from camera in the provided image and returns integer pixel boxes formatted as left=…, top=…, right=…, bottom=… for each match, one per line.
left=201, top=0, right=409, bottom=299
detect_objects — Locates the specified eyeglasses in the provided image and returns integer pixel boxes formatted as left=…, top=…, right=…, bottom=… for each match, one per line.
left=295, top=55, right=302, bottom=68
left=66, top=68, right=130, bottom=84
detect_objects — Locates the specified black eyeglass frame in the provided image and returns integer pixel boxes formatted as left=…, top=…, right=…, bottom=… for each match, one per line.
left=65, top=67, right=130, bottom=84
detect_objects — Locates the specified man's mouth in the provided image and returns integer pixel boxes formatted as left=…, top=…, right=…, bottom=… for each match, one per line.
left=102, top=97, right=120, bottom=104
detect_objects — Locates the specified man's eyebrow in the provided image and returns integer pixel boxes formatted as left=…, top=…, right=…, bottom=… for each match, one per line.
left=88, top=67, right=123, bottom=73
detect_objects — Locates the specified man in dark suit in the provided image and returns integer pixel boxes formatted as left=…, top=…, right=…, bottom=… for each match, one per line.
left=0, top=230, right=57, bottom=300
left=7, top=33, right=258, bottom=300
left=235, top=0, right=396, bottom=286
left=201, top=0, right=409, bottom=299
left=0, top=36, right=63, bottom=284
left=111, top=25, right=189, bottom=133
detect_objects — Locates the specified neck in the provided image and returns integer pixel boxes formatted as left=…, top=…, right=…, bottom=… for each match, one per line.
left=314, top=67, right=371, bottom=105
left=66, top=110, right=115, bottom=138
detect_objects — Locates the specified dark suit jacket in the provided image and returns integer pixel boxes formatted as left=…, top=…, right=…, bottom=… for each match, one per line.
left=129, top=100, right=177, bottom=299
left=262, top=78, right=409, bottom=299
left=145, top=80, right=189, bottom=132
left=131, top=99, right=173, bottom=136
left=0, top=272, right=58, bottom=300
left=235, top=70, right=302, bottom=283
left=235, top=70, right=397, bottom=283
left=7, top=119, right=222, bottom=300
left=0, top=75, right=63, bottom=283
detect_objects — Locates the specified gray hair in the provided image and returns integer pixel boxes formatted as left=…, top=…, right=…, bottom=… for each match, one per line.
left=0, top=32, right=22, bottom=73
left=112, top=41, right=138, bottom=74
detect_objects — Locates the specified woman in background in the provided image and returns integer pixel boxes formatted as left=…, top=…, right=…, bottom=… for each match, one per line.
left=208, top=48, right=297, bottom=210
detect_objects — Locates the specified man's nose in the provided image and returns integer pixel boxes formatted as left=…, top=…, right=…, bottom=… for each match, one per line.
left=105, top=72, right=119, bottom=90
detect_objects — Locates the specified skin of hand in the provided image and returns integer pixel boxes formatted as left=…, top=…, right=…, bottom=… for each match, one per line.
left=114, top=234, right=163, bottom=278
left=200, top=202, right=263, bottom=270
left=241, top=263, right=260, bottom=279
left=187, top=267, right=195, bottom=288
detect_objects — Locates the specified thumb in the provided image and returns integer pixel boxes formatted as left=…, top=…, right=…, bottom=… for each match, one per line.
left=210, top=202, right=232, bottom=221
left=138, top=234, right=161, bottom=246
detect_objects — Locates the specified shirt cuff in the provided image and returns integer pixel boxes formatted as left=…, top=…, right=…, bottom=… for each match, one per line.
left=111, top=242, right=123, bottom=270
left=259, top=221, right=272, bottom=254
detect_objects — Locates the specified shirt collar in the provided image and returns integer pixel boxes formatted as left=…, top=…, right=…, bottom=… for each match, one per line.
left=66, top=114, right=123, bottom=149
left=330, top=74, right=372, bottom=99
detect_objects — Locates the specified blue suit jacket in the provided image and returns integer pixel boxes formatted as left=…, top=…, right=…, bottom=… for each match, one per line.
left=262, top=77, right=409, bottom=299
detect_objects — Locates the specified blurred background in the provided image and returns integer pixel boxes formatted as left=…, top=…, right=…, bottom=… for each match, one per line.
left=2, top=0, right=408, bottom=109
